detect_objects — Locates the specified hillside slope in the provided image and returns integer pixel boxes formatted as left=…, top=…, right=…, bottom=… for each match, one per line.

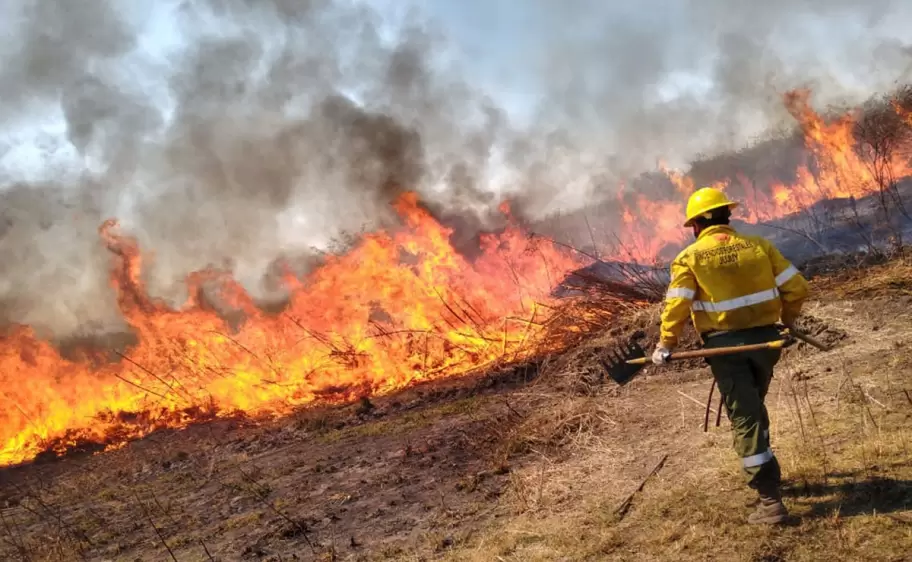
left=1, top=258, right=911, bottom=562
left=444, top=259, right=912, bottom=562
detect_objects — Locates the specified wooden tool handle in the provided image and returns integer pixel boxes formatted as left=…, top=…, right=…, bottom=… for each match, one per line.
left=783, top=324, right=831, bottom=351
left=669, top=339, right=788, bottom=360
left=627, top=339, right=788, bottom=365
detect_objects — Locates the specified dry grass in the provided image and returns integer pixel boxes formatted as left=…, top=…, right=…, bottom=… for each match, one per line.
left=809, top=255, right=912, bottom=300
left=436, top=270, right=912, bottom=562
left=2, top=259, right=911, bottom=561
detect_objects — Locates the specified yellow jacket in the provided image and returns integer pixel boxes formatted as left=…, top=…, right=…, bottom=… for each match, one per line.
left=660, top=225, right=809, bottom=348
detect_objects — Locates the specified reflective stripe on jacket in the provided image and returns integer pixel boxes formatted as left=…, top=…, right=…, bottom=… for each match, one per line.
left=659, top=225, right=809, bottom=348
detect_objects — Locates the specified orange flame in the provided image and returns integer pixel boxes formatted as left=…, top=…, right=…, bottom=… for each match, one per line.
left=2, top=88, right=912, bottom=466
left=604, top=89, right=912, bottom=259
left=0, top=194, right=585, bottom=466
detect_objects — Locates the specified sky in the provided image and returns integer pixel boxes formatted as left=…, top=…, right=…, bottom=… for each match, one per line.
left=408, top=0, right=912, bottom=119
left=3, top=1, right=912, bottom=182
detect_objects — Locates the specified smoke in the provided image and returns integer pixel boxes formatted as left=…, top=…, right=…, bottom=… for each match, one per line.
left=499, top=0, right=912, bottom=214
left=0, top=0, right=911, bottom=338
left=0, top=0, right=503, bottom=338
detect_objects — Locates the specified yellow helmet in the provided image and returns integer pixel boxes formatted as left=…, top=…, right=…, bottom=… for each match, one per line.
left=683, top=187, right=738, bottom=227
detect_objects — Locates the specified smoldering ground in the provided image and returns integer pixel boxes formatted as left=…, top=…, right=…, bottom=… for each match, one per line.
left=0, top=0, right=910, bottom=340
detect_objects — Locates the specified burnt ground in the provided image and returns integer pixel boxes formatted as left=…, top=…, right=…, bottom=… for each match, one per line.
left=1, top=257, right=912, bottom=562
left=0, top=364, right=542, bottom=561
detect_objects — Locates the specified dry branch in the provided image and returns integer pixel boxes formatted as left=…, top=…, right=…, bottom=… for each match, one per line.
left=678, top=390, right=714, bottom=414
left=132, top=491, right=178, bottom=562
left=615, top=453, right=668, bottom=519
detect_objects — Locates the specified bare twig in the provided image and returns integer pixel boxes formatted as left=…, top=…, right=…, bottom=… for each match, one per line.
left=678, top=390, right=715, bottom=414
left=583, top=212, right=600, bottom=260
left=800, top=378, right=831, bottom=483
left=0, top=507, right=31, bottom=562
left=132, top=491, right=178, bottom=562
left=199, top=539, right=216, bottom=561
left=762, top=222, right=830, bottom=254
left=112, top=350, right=195, bottom=404
left=615, top=453, right=669, bottom=519
left=14, top=483, right=91, bottom=560
left=233, top=465, right=317, bottom=553
left=109, top=372, right=170, bottom=401
left=862, top=389, right=891, bottom=411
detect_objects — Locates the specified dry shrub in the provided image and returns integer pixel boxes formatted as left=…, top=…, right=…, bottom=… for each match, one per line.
left=536, top=302, right=711, bottom=395
left=809, top=256, right=912, bottom=300
left=496, top=395, right=612, bottom=462
left=542, top=265, right=661, bottom=347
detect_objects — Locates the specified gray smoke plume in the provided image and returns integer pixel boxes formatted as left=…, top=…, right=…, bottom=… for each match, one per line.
left=0, top=0, right=911, bottom=339
left=500, top=0, right=912, bottom=215
left=0, top=0, right=503, bottom=339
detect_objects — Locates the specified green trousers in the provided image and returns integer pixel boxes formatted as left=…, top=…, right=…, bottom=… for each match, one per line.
left=703, top=326, right=783, bottom=492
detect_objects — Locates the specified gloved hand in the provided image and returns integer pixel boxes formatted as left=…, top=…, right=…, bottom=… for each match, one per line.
left=651, top=346, right=672, bottom=365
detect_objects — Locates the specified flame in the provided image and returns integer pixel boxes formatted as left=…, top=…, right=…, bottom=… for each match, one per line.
left=3, top=88, right=912, bottom=466
left=605, top=88, right=912, bottom=259
left=659, top=162, right=695, bottom=197
left=0, top=194, right=585, bottom=466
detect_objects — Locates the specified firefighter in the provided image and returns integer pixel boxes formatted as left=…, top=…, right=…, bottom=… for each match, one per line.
left=652, top=186, right=809, bottom=525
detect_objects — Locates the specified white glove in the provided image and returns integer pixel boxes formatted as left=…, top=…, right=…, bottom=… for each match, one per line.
left=651, top=346, right=672, bottom=365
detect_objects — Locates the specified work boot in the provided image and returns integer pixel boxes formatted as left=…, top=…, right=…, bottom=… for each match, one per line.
left=748, top=488, right=789, bottom=525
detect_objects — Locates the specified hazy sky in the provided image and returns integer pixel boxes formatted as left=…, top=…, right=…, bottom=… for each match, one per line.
left=3, top=0, right=912, bottom=180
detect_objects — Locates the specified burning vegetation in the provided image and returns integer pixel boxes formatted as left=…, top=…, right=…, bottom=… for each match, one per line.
left=2, top=86, right=912, bottom=470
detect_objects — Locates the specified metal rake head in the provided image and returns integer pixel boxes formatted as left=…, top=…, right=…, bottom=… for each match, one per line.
left=598, top=339, right=648, bottom=386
